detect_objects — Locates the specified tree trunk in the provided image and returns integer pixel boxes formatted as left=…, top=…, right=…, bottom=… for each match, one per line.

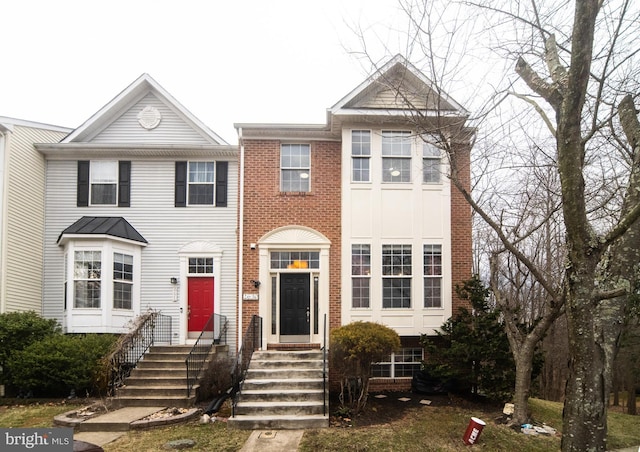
left=512, top=345, right=534, bottom=425
left=627, top=379, right=637, bottom=415
left=561, top=286, right=625, bottom=451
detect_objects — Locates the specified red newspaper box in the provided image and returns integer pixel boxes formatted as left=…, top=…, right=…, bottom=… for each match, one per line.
left=463, top=417, right=486, bottom=445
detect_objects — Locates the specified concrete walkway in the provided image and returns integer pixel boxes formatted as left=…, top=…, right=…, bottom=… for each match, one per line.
left=72, top=406, right=165, bottom=447
left=62, top=406, right=306, bottom=451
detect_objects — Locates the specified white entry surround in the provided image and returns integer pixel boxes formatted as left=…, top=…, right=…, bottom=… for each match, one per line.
left=256, top=226, right=331, bottom=347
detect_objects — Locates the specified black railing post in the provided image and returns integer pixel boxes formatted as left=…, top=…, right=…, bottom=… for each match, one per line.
left=231, top=315, right=262, bottom=417
left=323, top=313, right=327, bottom=416
left=108, top=311, right=172, bottom=395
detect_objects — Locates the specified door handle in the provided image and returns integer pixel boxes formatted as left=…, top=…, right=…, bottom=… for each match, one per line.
left=306, top=308, right=310, bottom=323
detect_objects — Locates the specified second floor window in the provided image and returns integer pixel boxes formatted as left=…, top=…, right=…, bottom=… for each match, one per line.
left=77, top=160, right=131, bottom=207
left=90, top=161, right=118, bottom=205
left=175, top=161, right=228, bottom=207
left=423, top=141, right=441, bottom=183
left=382, top=131, right=412, bottom=183
left=281, top=144, right=310, bottom=192
left=352, top=130, right=371, bottom=182
left=188, top=162, right=215, bottom=205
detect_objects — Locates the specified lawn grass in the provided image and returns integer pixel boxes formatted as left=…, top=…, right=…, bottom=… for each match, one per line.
left=1, top=397, right=639, bottom=451
left=300, top=403, right=559, bottom=452
left=0, top=400, right=85, bottom=428
left=103, top=421, right=250, bottom=452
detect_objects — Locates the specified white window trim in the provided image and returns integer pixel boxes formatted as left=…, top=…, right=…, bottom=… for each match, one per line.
left=187, top=160, right=216, bottom=206
left=63, top=238, right=143, bottom=333
left=89, top=160, right=118, bottom=206
left=280, top=144, right=311, bottom=192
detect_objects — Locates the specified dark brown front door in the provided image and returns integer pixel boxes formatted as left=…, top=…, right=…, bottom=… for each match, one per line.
left=280, top=273, right=310, bottom=336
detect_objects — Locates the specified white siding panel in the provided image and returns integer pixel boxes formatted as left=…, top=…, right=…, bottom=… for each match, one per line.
left=342, top=126, right=454, bottom=337
left=4, top=126, right=67, bottom=313
left=91, top=94, right=211, bottom=144
left=380, top=189, right=414, bottom=237
left=43, top=158, right=238, bottom=349
left=350, top=189, right=373, bottom=238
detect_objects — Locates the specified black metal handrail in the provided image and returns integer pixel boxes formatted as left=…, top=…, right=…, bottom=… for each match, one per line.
left=322, top=313, right=328, bottom=416
left=186, top=313, right=228, bottom=397
left=108, top=310, right=172, bottom=395
left=231, top=315, right=262, bottom=416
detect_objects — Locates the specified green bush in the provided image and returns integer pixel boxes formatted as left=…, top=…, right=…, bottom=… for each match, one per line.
left=0, top=311, right=61, bottom=392
left=8, top=334, right=117, bottom=397
left=330, top=321, right=400, bottom=414
left=422, top=276, right=518, bottom=402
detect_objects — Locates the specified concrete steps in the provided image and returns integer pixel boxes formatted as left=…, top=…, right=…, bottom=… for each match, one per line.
left=229, top=350, right=329, bottom=429
left=114, top=344, right=225, bottom=408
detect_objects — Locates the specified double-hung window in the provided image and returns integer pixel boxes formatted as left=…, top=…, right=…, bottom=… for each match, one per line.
left=281, top=144, right=310, bottom=192
left=424, top=245, right=442, bottom=308
left=90, top=161, right=118, bottom=205
left=188, top=162, right=215, bottom=205
left=382, top=131, right=412, bottom=182
left=351, top=244, right=371, bottom=308
left=423, top=141, right=441, bottom=183
left=113, top=253, right=133, bottom=309
left=351, top=130, right=371, bottom=182
left=382, top=244, right=412, bottom=308
left=74, top=251, right=101, bottom=308
left=77, top=160, right=131, bottom=207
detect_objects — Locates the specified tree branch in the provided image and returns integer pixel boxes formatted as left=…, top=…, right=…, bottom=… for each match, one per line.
left=515, top=57, right=563, bottom=110
left=509, top=91, right=556, bottom=136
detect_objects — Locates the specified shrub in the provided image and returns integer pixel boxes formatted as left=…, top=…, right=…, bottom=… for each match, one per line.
left=330, top=321, right=400, bottom=414
left=8, top=334, right=117, bottom=397
left=0, top=311, right=61, bottom=393
left=197, top=352, right=235, bottom=402
left=421, top=276, right=517, bottom=402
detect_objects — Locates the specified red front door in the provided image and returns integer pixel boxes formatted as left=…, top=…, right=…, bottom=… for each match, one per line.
left=188, top=277, right=214, bottom=332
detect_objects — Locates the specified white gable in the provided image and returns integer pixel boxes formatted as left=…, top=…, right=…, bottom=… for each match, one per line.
left=62, top=73, right=228, bottom=145
left=90, top=92, right=212, bottom=144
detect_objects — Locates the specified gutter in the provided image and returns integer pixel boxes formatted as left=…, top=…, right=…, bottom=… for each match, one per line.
left=237, top=127, right=245, bottom=350
left=0, top=124, right=12, bottom=314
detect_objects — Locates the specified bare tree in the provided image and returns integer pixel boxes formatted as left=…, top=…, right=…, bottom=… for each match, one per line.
left=351, top=0, right=640, bottom=450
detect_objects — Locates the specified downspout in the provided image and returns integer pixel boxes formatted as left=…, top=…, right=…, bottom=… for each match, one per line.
left=0, top=124, right=11, bottom=314
left=237, top=127, right=245, bottom=350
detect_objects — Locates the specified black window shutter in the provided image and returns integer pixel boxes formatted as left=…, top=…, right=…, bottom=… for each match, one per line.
left=175, top=161, right=187, bottom=207
left=216, top=161, right=228, bottom=207
left=77, top=161, right=90, bottom=207
left=118, top=161, right=131, bottom=207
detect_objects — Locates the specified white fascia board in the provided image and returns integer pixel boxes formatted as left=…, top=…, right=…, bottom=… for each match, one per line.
left=57, top=233, right=148, bottom=248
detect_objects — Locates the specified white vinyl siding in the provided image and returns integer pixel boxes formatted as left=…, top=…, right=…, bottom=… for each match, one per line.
left=2, top=125, right=70, bottom=313
left=91, top=94, right=213, bottom=144
left=42, top=158, right=239, bottom=346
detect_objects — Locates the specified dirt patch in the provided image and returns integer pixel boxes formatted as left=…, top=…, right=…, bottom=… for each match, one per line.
left=329, top=391, right=497, bottom=428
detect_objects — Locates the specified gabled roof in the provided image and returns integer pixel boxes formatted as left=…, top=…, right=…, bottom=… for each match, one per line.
left=330, top=54, right=469, bottom=117
left=237, top=54, right=469, bottom=141
left=57, top=216, right=147, bottom=246
left=62, top=73, right=228, bottom=145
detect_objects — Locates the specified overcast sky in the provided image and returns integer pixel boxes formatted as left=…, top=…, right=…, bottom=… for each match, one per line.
left=1, top=0, right=414, bottom=144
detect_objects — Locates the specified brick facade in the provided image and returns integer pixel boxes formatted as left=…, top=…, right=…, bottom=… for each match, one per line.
left=240, top=139, right=342, bottom=342
left=450, top=141, right=473, bottom=313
